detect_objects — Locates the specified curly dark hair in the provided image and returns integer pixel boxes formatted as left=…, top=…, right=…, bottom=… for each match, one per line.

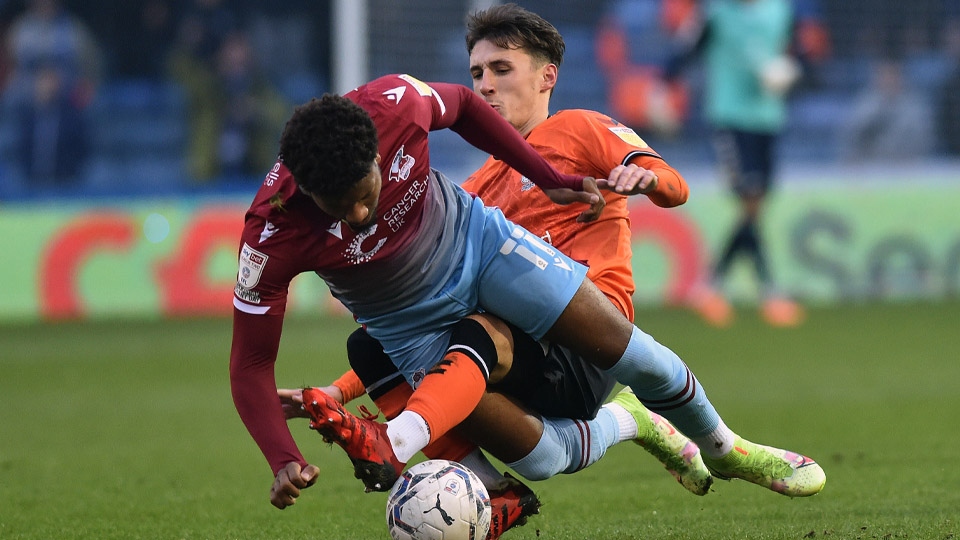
left=279, top=94, right=378, bottom=200
left=465, top=3, right=565, bottom=67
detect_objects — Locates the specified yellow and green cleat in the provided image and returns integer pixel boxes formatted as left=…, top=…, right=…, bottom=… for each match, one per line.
left=702, top=436, right=826, bottom=497
left=611, top=388, right=713, bottom=496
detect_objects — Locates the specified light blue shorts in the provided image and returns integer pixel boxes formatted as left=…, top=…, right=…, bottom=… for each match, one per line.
left=361, top=193, right=588, bottom=384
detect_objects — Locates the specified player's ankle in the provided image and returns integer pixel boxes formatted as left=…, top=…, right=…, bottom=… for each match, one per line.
left=387, top=410, right=431, bottom=463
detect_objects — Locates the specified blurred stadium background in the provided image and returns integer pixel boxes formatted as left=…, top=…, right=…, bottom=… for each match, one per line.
left=1, top=0, right=959, bottom=322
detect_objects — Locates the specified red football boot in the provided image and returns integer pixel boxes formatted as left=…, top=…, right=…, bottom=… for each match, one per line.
left=485, top=473, right=541, bottom=540
left=301, top=387, right=405, bottom=492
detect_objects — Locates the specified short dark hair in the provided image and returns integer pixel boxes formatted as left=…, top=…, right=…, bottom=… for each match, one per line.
left=279, top=94, right=378, bottom=199
left=465, top=3, right=565, bottom=67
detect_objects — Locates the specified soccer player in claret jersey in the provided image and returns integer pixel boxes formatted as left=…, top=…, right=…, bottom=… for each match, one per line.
left=231, top=15, right=825, bottom=526
left=230, top=74, right=601, bottom=510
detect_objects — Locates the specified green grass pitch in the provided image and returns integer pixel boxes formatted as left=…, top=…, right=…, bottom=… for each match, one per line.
left=2, top=301, right=959, bottom=539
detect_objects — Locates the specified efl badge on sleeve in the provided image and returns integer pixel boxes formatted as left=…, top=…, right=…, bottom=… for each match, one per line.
left=238, top=243, right=268, bottom=289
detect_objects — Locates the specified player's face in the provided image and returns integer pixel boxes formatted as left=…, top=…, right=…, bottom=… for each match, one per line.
left=469, top=39, right=555, bottom=136
left=308, top=158, right=382, bottom=232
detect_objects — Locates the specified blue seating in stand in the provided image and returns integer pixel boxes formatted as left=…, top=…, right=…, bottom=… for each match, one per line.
left=83, top=79, right=189, bottom=196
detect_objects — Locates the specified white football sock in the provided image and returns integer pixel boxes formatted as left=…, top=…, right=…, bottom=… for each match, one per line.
left=693, top=418, right=735, bottom=459
left=603, top=401, right=638, bottom=442
left=387, top=410, right=431, bottom=464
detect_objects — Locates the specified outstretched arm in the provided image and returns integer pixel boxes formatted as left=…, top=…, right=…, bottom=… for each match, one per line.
left=596, top=154, right=689, bottom=207
left=232, top=309, right=325, bottom=509
left=278, top=369, right=366, bottom=419
left=230, top=309, right=306, bottom=474
left=431, top=82, right=606, bottom=221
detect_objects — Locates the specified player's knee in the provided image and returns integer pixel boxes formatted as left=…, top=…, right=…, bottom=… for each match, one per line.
left=446, top=315, right=504, bottom=381
left=346, top=327, right=405, bottom=400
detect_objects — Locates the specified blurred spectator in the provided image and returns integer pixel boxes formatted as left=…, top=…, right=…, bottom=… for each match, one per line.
left=3, top=0, right=100, bottom=185
left=839, top=57, right=935, bottom=162
left=168, top=0, right=237, bottom=182
left=663, top=0, right=830, bottom=328
left=13, top=63, right=88, bottom=183
left=213, top=31, right=290, bottom=179
left=4, top=0, right=100, bottom=104
left=169, top=0, right=288, bottom=182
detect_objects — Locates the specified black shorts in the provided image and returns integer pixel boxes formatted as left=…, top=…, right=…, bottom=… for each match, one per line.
left=347, top=325, right=616, bottom=422
left=489, top=322, right=616, bottom=420
left=711, top=128, right=777, bottom=198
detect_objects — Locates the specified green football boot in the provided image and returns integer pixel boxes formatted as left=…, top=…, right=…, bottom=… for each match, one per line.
left=702, top=436, right=826, bottom=497
left=611, top=388, right=713, bottom=496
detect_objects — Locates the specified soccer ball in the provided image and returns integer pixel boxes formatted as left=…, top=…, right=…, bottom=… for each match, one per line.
left=386, top=459, right=491, bottom=540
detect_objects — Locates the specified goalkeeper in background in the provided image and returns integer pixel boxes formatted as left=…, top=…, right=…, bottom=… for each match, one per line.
left=666, top=0, right=830, bottom=327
